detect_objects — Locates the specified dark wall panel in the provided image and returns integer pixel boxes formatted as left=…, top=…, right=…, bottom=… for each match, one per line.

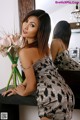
left=18, top=0, right=35, bottom=32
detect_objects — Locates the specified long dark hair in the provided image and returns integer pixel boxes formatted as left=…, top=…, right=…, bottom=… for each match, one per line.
left=53, top=20, right=71, bottom=47
left=23, top=9, right=51, bottom=55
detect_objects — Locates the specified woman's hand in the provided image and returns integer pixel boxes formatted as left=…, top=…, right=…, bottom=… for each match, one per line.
left=2, top=84, right=26, bottom=97
left=14, top=84, right=26, bottom=96
left=2, top=88, right=16, bottom=97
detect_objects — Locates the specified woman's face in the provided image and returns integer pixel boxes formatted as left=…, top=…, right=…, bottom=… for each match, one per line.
left=22, top=16, right=39, bottom=40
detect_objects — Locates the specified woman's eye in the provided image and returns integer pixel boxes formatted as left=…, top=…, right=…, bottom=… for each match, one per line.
left=31, top=24, right=35, bottom=27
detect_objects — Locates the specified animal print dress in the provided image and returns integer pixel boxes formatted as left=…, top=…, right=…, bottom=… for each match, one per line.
left=33, top=56, right=75, bottom=120
left=54, top=50, right=80, bottom=71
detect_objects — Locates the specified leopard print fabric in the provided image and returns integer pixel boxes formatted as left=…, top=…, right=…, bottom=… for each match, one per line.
left=33, top=56, right=75, bottom=120
left=54, top=50, right=80, bottom=71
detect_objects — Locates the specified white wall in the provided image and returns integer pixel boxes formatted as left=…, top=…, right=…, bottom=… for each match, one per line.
left=69, top=31, right=80, bottom=48
left=50, top=4, right=77, bottom=25
left=0, top=0, right=20, bottom=89
left=0, top=0, right=20, bottom=36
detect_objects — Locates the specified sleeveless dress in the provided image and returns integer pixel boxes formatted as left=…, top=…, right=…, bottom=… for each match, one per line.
left=54, top=50, right=80, bottom=71
left=33, top=56, right=75, bottom=120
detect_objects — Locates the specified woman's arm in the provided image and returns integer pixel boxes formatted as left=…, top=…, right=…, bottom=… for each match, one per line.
left=15, top=48, right=37, bottom=96
left=2, top=48, right=37, bottom=97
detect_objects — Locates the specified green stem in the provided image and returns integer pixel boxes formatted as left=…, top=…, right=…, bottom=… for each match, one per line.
left=14, top=67, right=23, bottom=82
left=13, top=69, right=17, bottom=88
left=6, top=71, right=13, bottom=90
left=7, top=52, right=23, bottom=89
left=7, top=52, right=17, bottom=64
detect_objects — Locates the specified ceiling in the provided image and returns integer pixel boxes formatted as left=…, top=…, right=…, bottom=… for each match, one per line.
left=35, top=0, right=80, bottom=14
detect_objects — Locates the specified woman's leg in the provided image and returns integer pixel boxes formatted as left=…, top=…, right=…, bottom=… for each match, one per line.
left=40, top=117, right=53, bottom=120
left=40, top=117, right=50, bottom=120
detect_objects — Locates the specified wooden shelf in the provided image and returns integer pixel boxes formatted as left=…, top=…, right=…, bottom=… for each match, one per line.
left=70, top=22, right=80, bottom=29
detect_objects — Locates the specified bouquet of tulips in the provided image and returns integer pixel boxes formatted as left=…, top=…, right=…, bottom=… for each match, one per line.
left=0, top=34, right=25, bottom=90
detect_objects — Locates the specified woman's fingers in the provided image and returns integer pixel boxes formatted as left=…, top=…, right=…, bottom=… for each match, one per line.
left=2, top=89, right=11, bottom=96
left=1, top=84, right=26, bottom=97
left=7, top=92, right=14, bottom=96
left=2, top=88, right=16, bottom=96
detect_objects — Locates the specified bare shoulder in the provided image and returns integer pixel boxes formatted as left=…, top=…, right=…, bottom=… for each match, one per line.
left=19, top=47, right=37, bottom=57
left=51, top=39, right=61, bottom=45
left=19, top=47, right=39, bottom=65
left=19, top=48, right=32, bottom=66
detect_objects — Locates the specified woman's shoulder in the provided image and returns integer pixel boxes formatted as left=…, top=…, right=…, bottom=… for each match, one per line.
left=51, top=39, right=62, bottom=46
left=19, top=47, right=38, bottom=61
left=19, top=47, right=37, bottom=55
left=19, top=47, right=43, bottom=64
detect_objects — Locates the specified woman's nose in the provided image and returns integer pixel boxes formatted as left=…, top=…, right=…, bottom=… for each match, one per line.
left=24, top=24, right=29, bottom=30
left=24, top=26, right=28, bottom=30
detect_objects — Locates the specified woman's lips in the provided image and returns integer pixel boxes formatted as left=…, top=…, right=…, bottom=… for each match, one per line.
left=23, top=30, right=27, bottom=34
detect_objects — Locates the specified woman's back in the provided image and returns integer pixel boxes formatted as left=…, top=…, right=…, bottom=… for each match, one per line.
left=51, top=39, right=80, bottom=71
left=54, top=49, right=80, bottom=70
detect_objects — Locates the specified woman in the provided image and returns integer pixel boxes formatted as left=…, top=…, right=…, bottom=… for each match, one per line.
left=51, top=20, right=80, bottom=71
left=2, top=10, right=74, bottom=120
